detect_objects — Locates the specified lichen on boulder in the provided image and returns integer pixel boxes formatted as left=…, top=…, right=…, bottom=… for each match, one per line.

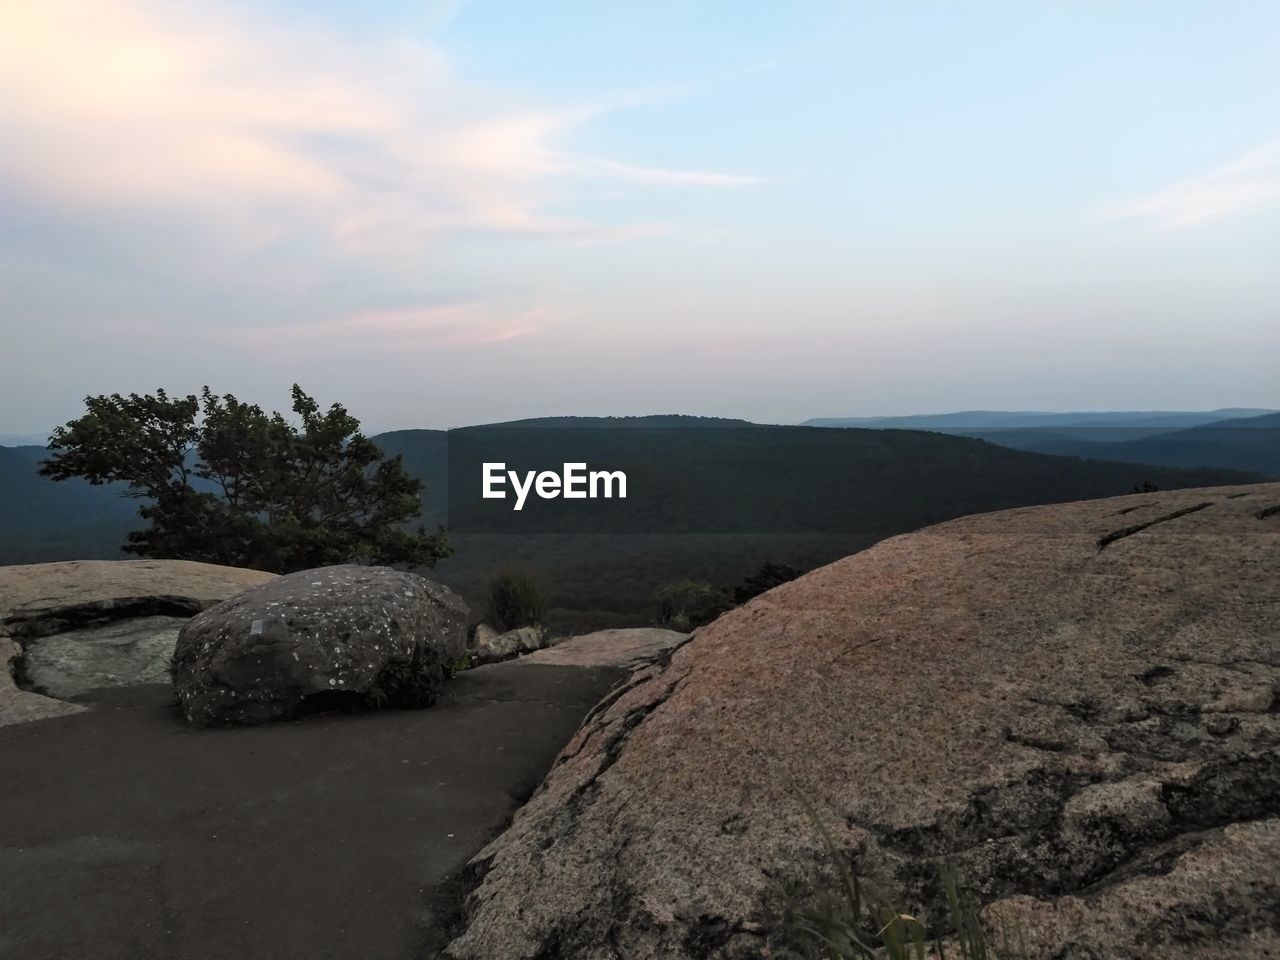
left=171, top=565, right=468, bottom=726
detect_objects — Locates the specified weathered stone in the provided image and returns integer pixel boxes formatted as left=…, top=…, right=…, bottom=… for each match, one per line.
left=0, top=560, right=275, bottom=724
left=21, top=616, right=188, bottom=700
left=988, top=819, right=1280, bottom=958
left=0, top=559, right=276, bottom=637
left=0, top=639, right=86, bottom=727
left=446, top=482, right=1280, bottom=960
left=172, top=565, right=469, bottom=726
left=521, top=627, right=689, bottom=668
left=472, top=625, right=548, bottom=665
left=473, top=623, right=500, bottom=649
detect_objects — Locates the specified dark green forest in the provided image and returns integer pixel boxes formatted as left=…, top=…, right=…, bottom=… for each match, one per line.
left=4, top=416, right=1262, bottom=633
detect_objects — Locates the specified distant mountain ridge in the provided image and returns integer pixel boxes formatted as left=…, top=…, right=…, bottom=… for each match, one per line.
left=968, top=412, right=1280, bottom=477
left=803, top=409, right=1275, bottom=430
left=0, top=433, right=51, bottom=446
left=804, top=409, right=1280, bottom=478
left=464, top=414, right=759, bottom=429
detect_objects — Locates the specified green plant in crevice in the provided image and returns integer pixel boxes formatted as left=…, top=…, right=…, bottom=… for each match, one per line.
left=775, top=795, right=1028, bottom=960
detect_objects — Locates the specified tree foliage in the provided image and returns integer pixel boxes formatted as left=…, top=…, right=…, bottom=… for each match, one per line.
left=40, top=385, right=450, bottom=573
left=732, top=560, right=801, bottom=603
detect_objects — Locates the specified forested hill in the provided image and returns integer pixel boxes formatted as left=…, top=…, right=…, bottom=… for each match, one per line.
left=0, top=445, right=138, bottom=563
left=0, top=420, right=1264, bottom=629
left=372, top=421, right=1257, bottom=533
left=366, top=421, right=1260, bottom=629
left=467, top=414, right=759, bottom=429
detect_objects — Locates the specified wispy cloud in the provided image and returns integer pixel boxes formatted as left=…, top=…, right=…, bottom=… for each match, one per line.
left=585, top=158, right=768, bottom=187
left=0, top=0, right=764, bottom=252
left=212, top=303, right=558, bottom=351
left=101, top=300, right=559, bottom=354
left=1107, top=138, right=1280, bottom=228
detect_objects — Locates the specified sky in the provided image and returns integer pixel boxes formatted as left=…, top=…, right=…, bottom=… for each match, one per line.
left=1, top=1, right=1277, bottom=433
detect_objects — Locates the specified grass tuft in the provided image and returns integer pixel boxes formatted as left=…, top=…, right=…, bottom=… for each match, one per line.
left=774, top=795, right=1028, bottom=960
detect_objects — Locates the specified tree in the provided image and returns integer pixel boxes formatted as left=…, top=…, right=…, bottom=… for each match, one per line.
left=41, top=385, right=450, bottom=573
left=732, top=560, right=800, bottom=603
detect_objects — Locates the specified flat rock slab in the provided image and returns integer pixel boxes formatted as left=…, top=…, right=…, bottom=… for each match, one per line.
left=0, top=659, right=627, bottom=960
left=23, top=616, right=187, bottom=700
left=0, top=560, right=275, bottom=725
left=0, top=559, right=275, bottom=625
left=527, top=628, right=689, bottom=668
left=0, top=641, right=86, bottom=728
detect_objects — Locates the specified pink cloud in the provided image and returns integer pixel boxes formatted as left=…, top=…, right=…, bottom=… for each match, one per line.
left=201, top=303, right=555, bottom=352
left=0, top=0, right=764, bottom=254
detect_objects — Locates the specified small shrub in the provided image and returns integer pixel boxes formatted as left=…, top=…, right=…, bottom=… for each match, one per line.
left=487, top=571, right=546, bottom=631
left=653, top=580, right=734, bottom=631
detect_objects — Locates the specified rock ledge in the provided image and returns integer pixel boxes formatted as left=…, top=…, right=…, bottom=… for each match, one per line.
left=446, top=483, right=1280, bottom=960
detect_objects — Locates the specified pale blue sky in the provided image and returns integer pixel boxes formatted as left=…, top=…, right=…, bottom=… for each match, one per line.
left=1, top=1, right=1277, bottom=432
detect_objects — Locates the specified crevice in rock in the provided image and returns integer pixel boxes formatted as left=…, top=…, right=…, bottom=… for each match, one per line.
left=1159, top=750, right=1280, bottom=827
left=881, top=746, right=1280, bottom=915
left=568, top=637, right=692, bottom=734
left=534, top=672, right=692, bottom=860
left=881, top=767, right=1092, bottom=866
left=7, top=641, right=36, bottom=695
left=1142, top=882, right=1280, bottom=945
left=1171, top=653, right=1280, bottom=672
left=1136, top=665, right=1175, bottom=687
left=3, top=596, right=206, bottom=641
left=576, top=665, right=664, bottom=736
left=1114, top=501, right=1158, bottom=515
left=1004, top=729, right=1070, bottom=752
left=1096, top=502, right=1213, bottom=550
left=682, top=914, right=764, bottom=955
left=563, top=689, right=671, bottom=812
left=1073, top=825, right=1220, bottom=896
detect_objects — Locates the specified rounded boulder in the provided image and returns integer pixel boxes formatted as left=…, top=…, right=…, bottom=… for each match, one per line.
left=172, top=565, right=468, bottom=727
